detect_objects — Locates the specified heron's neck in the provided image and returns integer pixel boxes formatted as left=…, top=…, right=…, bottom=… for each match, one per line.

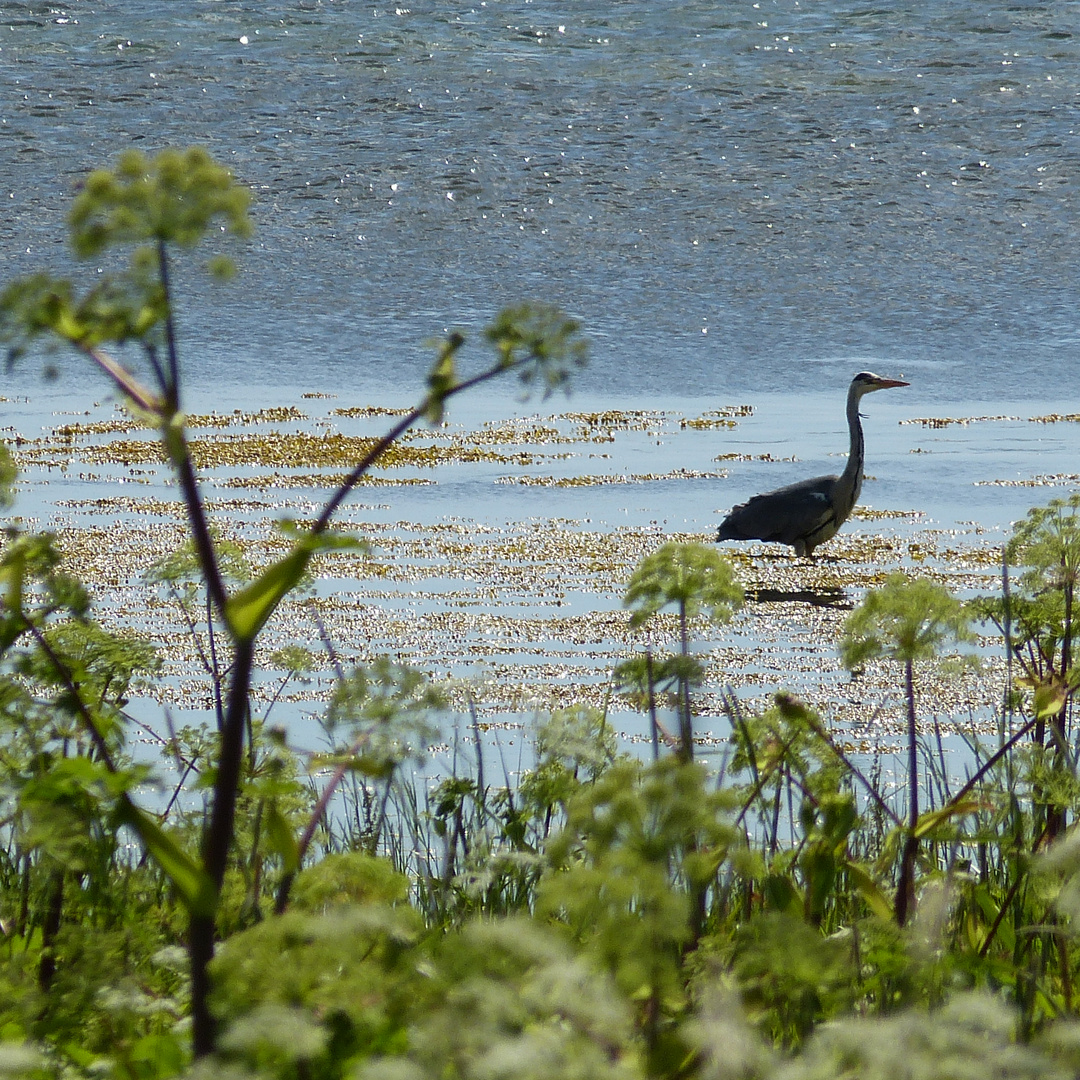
left=840, top=387, right=865, bottom=502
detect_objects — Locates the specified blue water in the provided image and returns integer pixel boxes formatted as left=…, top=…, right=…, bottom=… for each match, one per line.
left=2, top=0, right=1080, bottom=406
left=3, top=0, right=1079, bottom=777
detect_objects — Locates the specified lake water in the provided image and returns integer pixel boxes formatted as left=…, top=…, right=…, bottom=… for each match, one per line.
left=4, top=1, right=1080, bottom=770
left=4, top=0, right=1080, bottom=403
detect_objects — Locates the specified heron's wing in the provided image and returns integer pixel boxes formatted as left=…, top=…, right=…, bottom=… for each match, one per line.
left=718, top=476, right=838, bottom=547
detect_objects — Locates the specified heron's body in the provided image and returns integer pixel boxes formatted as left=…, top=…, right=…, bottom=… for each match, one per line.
left=716, top=372, right=908, bottom=557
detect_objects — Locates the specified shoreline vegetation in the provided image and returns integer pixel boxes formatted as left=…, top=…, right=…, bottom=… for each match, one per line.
left=2, top=148, right=1080, bottom=1080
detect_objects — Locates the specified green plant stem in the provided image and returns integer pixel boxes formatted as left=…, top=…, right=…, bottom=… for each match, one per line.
left=646, top=648, right=660, bottom=763
left=82, top=343, right=163, bottom=414
left=678, top=602, right=693, bottom=764
left=37, top=867, right=64, bottom=992
left=907, top=659, right=918, bottom=836
left=273, top=730, right=371, bottom=915
left=190, top=913, right=216, bottom=1056
left=157, top=240, right=182, bottom=409
left=25, top=622, right=117, bottom=772
left=896, top=658, right=919, bottom=926
left=313, top=361, right=526, bottom=538
left=201, top=637, right=255, bottom=890
left=172, top=446, right=230, bottom=620
left=191, top=635, right=255, bottom=1057
left=1047, top=570, right=1073, bottom=840
left=801, top=704, right=903, bottom=829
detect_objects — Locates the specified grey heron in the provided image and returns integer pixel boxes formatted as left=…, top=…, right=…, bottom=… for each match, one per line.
left=716, top=371, right=909, bottom=556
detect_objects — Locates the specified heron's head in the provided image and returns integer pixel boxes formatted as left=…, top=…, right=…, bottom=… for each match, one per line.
left=851, top=371, right=909, bottom=396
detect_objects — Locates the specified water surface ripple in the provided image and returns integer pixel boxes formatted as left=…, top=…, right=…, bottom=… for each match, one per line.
left=3, top=1, right=1079, bottom=400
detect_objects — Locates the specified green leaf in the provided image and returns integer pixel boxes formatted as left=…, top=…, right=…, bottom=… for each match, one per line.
left=0, top=442, right=15, bottom=511
left=225, top=544, right=313, bottom=642
left=847, top=862, right=894, bottom=921
left=972, top=883, right=1016, bottom=952
left=1033, top=678, right=1069, bottom=721
left=914, top=798, right=984, bottom=839
left=226, top=527, right=361, bottom=641
left=265, top=801, right=301, bottom=875
left=127, top=1033, right=187, bottom=1079
left=424, top=331, right=464, bottom=424
left=115, top=797, right=216, bottom=917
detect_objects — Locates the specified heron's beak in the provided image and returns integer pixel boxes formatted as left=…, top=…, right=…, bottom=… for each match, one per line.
left=874, top=378, right=909, bottom=389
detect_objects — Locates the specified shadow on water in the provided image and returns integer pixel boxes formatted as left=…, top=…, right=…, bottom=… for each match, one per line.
left=746, top=586, right=853, bottom=610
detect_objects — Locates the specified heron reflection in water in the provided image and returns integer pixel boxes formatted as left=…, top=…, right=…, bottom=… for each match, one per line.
left=717, top=372, right=909, bottom=557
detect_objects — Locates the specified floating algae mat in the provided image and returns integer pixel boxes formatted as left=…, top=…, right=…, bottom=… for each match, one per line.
left=9, top=390, right=1080, bottom=755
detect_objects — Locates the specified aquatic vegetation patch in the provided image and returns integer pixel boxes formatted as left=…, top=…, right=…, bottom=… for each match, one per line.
left=565, top=409, right=671, bottom=436
left=682, top=406, right=754, bottom=429
left=331, top=405, right=411, bottom=418
left=899, top=415, right=1020, bottom=428
left=496, top=468, right=727, bottom=487
left=466, top=417, right=576, bottom=445
left=213, top=472, right=436, bottom=489
left=714, top=452, right=795, bottom=462
left=59, top=432, right=536, bottom=470
left=186, top=405, right=307, bottom=426
left=53, top=417, right=145, bottom=438
left=55, top=495, right=188, bottom=517
left=975, top=473, right=1080, bottom=487
left=851, top=507, right=925, bottom=521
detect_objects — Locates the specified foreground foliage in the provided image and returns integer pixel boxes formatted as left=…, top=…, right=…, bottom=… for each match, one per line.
left=2, top=148, right=1080, bottom=1079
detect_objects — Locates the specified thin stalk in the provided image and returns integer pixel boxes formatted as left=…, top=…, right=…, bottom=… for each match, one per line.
left=646, top=648, right=659, bottom=764
left=313, top=360, right=534, bottom=538
left=907, top=658, right=919, bottom=836
left=37, top=868, right=64, bottom=992
left=274, top=728, right=374, bottom=914
left=769, top=770, right=783, bottom=855
left=191, top=635, right=255, bottom=1057
left=678, top=602, right=693, bottom=763
left=369, top=773, right=395, bottom=858
left=157, top=240, right=182, bottom=409
left=144, top=341, right=169, bottom=396
left=27, top=623, right=117, bottom=773
left=895, top=658, right=919, bottom=927
left=1047, top=572, right=1074, bottom=837
left=803, top=705, right=903, bottom=829
left=1002, top=552, right=1013, bottom=747
left=206, top=591, right=224, bottom=731
left=470, top=697, right=486, bottom=809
